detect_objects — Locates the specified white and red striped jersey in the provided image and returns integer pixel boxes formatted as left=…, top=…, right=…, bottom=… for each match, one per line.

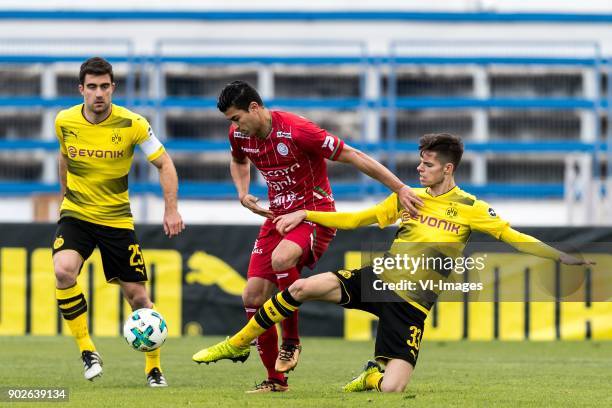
left=229, top=110, right=345, bottom=215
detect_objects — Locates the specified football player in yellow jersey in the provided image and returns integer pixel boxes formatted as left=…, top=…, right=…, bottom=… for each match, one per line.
left=52, top=57, right=184, bottom=387
left=192, top=133, right=592, bottom=392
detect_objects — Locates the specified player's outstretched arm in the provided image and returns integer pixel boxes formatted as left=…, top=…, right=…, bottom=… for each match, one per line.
left=273, top=206, right=379, bottom=235
left=151, top=152, right=185, bottom=237
left=335, top=144, right=423, bottom=216
left=499, top=227, right=595, bottom=265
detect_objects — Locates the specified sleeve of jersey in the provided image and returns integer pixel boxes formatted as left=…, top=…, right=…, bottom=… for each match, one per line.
left=229, top=128, right=246, bottom=161
left=469, top=200, right=510, bottom=239
left=135, top=119, right=165, bottom=161
left=304, top=207, right=378, bottom=230
left=54, top=116, right=67, bottom=155
left=373, top=193, right=402, bottom=228
left=499, top=227, right=562, bottom=260
left=294, top=121, right=344, bottom=161
left=304, top=193, right=399, bottom=230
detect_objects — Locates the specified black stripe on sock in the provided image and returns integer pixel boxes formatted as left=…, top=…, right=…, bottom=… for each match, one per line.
left=57, top=293, right=85, bottom=306
left=280, top=289, right=301, bottom=308
left=58, top=294, right=87, bottom=321
left=61, top=303, right=88, bottom=321
left=254, top=309, right=274, bottom=329
left=59, top=299, right=87, bottom=316
left=271, top=295, right=293, bottom=318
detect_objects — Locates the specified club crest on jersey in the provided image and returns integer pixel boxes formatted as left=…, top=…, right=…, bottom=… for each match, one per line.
left=337, top=270, right=353, bottom=279
left=53, top=235, right=64, bottom=250
left=446, top=206, right=458, bottom=218
left=277, top=142, right=289, bottom=156
left=111, top=129, right=122, bottom=145
left=488, top=208, right=497, bottom=217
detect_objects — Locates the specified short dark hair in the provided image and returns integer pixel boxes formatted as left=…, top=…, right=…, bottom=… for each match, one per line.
left=79, top=57, right=114, bottom=85
left=217, top=80, right=264, bottom=112
left=419, top=133, right=464, bottom=169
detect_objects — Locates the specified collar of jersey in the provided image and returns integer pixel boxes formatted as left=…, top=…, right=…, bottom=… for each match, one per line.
left=425, top=185, right=458, bottom=199
left=80, top=103, right=114, bottom=126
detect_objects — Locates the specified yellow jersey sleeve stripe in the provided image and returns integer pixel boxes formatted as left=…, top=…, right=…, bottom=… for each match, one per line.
left=407, top=301, right=430, bottom=315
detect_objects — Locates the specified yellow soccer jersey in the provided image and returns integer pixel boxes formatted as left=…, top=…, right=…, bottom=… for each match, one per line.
left=370, top=187, right=509, bottom=310
left=55, top=104, right=165, bottom=229
left=305, top=186, right=561, bottom=313
left=373, top=186, right=509, bottom=245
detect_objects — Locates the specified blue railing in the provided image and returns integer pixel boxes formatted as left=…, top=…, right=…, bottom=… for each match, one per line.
left=2, top=10, right=612, bottom=23
left=0, top=181, right=564, bottom=199
left=0, top=139, right=602, bottom=153
left=0, top=139, right=594, bottom=199
left=0, top=47, right=609, bottom=199
left=1, top=97, right=603, bottom=110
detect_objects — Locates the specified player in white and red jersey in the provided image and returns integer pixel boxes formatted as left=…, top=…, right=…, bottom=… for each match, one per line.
left=202, top=81, right=422, bottom=393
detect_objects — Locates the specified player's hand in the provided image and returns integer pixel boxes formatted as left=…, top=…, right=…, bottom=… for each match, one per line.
left=559, top=253, right=596, bottom=266
left=398, top=185, right=423, bottom=216
left=163, top=209, right=185, bottom=238
left=273, top=210, right=307, bottom=235
left=240, top=194, right=273, bottom=219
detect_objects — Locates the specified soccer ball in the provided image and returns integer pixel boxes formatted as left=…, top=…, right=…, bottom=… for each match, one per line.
left=123, top=308, right=168, bottom=352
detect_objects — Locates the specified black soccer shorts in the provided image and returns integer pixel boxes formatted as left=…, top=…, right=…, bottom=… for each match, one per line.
left=52, top=216, right=148, bottom=283
left=332, top=266, right=427, bottom=367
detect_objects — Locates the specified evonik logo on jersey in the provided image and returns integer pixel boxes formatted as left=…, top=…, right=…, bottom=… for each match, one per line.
left=402, top=211, right=461, bottom=235
left=67, top=145, right=124, bottom=159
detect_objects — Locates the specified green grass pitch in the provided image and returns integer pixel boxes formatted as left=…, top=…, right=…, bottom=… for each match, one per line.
left=0, top=336, right=610, bottom=407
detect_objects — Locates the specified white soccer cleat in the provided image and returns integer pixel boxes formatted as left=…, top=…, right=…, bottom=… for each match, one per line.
left=146, top=367, right=168, bottom=387
left=81, top=350, right=103, bottom=381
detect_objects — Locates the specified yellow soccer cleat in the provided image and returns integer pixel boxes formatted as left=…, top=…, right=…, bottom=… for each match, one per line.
left=192, top=337, right=250, bottom=364
left=342, top=360, right=383, bottom=392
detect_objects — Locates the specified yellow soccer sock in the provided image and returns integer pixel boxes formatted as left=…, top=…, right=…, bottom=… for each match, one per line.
left=56, top=284, right=95, bottom=353
left=145, top=348, right=161, bottom=374
left=229, top=289, right=301, bottom=348
left=366, top=372, right=384, bottom=392
left=145, top=304, right=162, bottom=374
left=229, top=317, right=266, bottom=348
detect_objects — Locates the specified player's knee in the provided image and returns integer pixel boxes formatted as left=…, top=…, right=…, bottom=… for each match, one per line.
left=53, top=259, right=79, bottom=286
left=271, top=251, right=298, bottom=272
left=242, top=291, right=266, bottom=308
left=288, top=278, right=310, bottom=302
left=380, top=377, right=408, bottom=393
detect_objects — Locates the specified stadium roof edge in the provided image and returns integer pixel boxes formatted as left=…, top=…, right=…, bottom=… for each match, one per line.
left=2, top=10, right=612, bottom=23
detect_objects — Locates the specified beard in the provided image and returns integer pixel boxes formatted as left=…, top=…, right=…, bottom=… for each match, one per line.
left=91, top=102, right=109, bottom=114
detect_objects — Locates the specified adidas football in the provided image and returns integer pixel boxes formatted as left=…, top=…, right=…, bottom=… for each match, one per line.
left=123, top=308, right=168, bottom=352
